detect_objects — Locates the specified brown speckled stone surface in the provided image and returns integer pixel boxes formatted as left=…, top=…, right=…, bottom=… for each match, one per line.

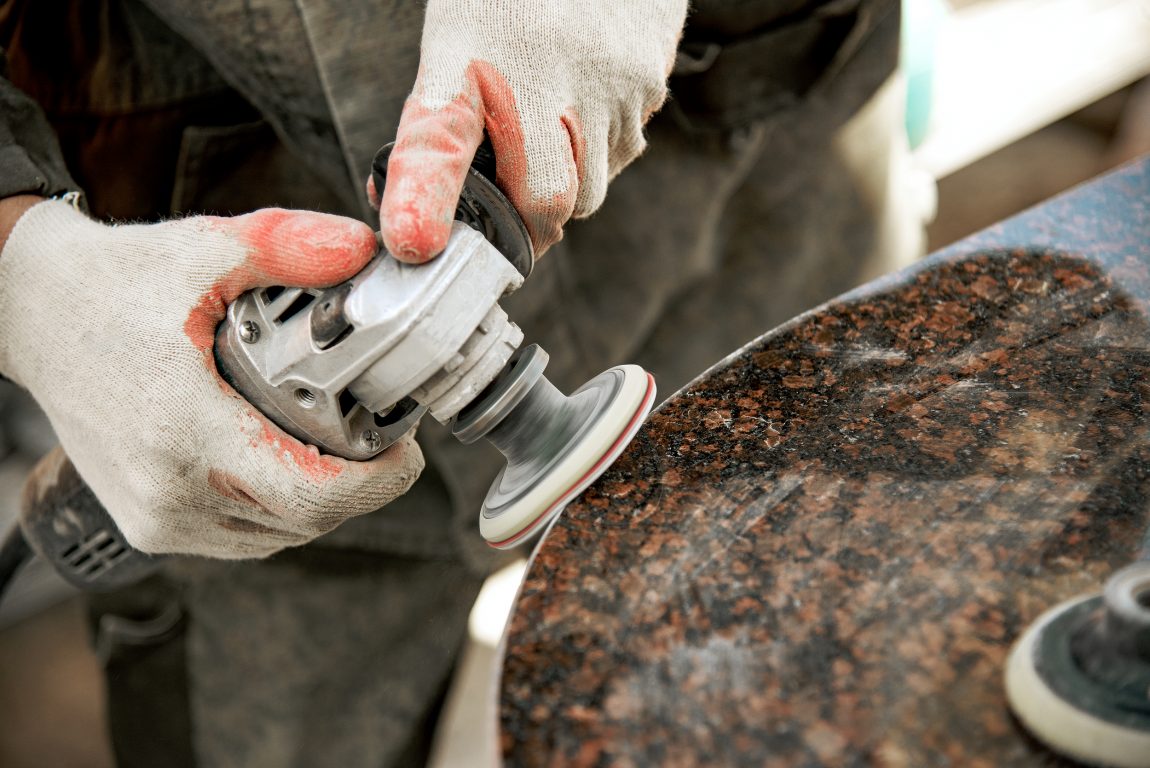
left=498, top=158, right=1150, bottom=767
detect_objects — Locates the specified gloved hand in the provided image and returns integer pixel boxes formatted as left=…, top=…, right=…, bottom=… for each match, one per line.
left=0, top=200, right=424, bottom=559
left=378, top=0, right=688, bottom=263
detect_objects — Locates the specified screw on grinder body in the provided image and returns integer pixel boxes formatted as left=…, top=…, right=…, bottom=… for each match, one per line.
left=6, top=142, right=656, bottom=596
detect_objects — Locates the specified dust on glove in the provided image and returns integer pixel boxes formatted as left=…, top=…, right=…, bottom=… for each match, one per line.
left=0, top=200, right=424, bottom=559
left=378, top=0, right=688, bottom=262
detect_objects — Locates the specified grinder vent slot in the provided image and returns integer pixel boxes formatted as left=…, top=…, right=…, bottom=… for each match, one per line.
left=375, top=397, right=421, bottom=428
left=61, top=529, right=130, bottom=582
left=275, top=291, right=318, bottom=325
left=338, top=389, right=358, bottom=418
left=317, top=320, right=354, bottom=350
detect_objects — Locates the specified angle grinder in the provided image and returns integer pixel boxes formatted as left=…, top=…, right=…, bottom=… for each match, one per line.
left=0, top=142, right=656, bottom=595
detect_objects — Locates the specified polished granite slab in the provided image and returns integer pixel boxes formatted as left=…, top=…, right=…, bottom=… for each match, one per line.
left=498, top=157, right=1150, bottom=766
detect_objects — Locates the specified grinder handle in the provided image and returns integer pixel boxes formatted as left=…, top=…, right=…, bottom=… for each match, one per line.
left=18, top=446, right=161, bottom=591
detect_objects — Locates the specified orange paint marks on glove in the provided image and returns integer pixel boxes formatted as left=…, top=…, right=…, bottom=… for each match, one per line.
left=380, top=0, right=689, bottom=263
left=257, top=419, right=345, bottom=480
left=183, top=209, right=377, bottom=354
left=381, top=61, right=582, bottom=263
left=380, top=84, right=485, bottom=263
left=473, top=61, right=579, bottom=251
left=232, top=208, right=377, bottom=286
left=179, top=209, right=378, bottom=481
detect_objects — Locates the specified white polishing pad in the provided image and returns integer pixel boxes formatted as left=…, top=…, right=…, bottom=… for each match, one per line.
left=479, top=365, right=655, bottom=548
left=1005, top=595, right=1150, bottom=768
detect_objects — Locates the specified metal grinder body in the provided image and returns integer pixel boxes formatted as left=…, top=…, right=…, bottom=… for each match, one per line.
left=218, top=144, right=536, bottom=462
left=217, top=220, right=527, bottom=461
left=6, top=145, right=656, bottom=594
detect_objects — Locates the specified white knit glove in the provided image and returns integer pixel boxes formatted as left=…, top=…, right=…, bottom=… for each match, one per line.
left=377, top=0, right=688, bottom=262
left=0, top=201, right=424, bottom=559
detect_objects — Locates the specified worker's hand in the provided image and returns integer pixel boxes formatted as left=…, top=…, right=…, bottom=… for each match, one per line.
left=0, top=200, right=423, bottom=559
left=377, top=0, right=688, bottom=263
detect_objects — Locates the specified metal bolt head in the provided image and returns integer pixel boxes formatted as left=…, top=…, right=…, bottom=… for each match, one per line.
left=238, top=320, right=261, bottom=344
left=360, top=430, right=382, bottom=452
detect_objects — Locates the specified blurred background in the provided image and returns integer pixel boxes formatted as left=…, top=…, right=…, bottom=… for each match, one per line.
left=2, top=0, right=1149, bottom=766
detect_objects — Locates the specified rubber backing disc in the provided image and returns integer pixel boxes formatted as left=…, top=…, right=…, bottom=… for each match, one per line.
left=479, top=365, right=656, bottom=548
